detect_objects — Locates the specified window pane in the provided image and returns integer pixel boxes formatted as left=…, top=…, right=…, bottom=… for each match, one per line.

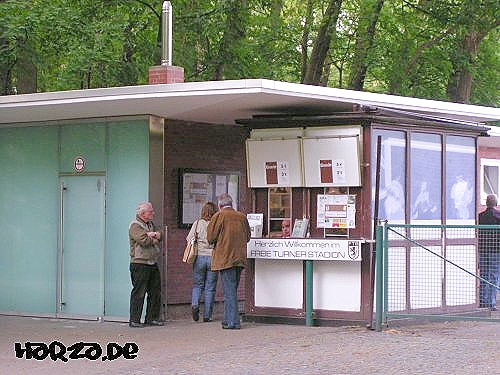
left=410, top=133, right=441, bottom=221
left=446, top=136, right=475, bottom=221
left=372, top=130, right=406, bottom=221
left=484, top=165, right=499, bottom=196
left=268, top=187, right=291, bottom=238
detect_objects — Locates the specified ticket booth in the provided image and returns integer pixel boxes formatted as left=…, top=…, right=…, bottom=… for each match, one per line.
left=241, top=118, right=372, bottom=325
left=239, top=112, right=488, bottom=326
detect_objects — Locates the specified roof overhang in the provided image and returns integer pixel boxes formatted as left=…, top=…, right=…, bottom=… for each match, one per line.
left=1, top=79, right=499, bottom=133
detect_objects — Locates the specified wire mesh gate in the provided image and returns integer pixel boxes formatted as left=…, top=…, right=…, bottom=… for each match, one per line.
left=374, top=223, right=500, bottom=331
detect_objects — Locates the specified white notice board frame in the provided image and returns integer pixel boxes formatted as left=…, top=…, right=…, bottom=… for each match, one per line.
left=302, top=136, right=361, bottom=187
left=246, top=138, right=303, bottom=187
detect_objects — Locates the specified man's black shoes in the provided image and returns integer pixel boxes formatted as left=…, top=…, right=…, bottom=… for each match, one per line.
left=130, top=320, right=164, bottom=327
left=129, top=321, right=144, bottom=328
left=146, top=320, right=165, bottom=326
left=192, top=306, right=200, bottom=321
left=222, top=323, right=240, bottom=330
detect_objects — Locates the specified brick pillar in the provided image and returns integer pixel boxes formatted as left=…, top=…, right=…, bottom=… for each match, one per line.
left=148, top=65, right=184, bottom=84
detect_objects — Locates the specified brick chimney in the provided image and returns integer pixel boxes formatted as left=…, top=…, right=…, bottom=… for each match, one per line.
left=149, top=65, right=184, bottom=84
left=149, top=1, right=184, bottom=84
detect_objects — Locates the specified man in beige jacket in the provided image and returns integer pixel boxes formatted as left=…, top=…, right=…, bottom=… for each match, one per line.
left=129, top=201, right=163, bottom=327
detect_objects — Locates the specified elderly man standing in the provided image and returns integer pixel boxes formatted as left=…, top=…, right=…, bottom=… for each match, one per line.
left=478, top=194, right=500, bottom=311
left=129, top=201, right=164, bottom=327
left=207, top=193, right=251, bottom=329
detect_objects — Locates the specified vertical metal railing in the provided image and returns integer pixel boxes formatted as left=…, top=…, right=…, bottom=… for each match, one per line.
left=374, top=220, right=385, bottom=331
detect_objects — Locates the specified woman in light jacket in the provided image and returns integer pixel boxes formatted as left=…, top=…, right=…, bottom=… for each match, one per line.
left=186, top=202, right=219, bottom=322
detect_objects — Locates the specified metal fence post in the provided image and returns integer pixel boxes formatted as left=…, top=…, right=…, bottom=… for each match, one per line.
left=374, top=221, right=384, bottom=331
left=305, top=260, right=314, bottom=326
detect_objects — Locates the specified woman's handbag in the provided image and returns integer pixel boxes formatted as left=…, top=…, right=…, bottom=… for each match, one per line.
left=182, top=220, right=199, bottom=264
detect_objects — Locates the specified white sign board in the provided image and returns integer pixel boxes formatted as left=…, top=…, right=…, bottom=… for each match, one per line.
left=247, top=213, right=264, bottom=238
left=317, top=194, right=356, bottom=228
left=247, top=238, right=362, bottom=261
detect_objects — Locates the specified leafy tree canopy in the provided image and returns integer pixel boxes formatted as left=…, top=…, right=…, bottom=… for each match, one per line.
left=0, top=0, right=498, bottom=106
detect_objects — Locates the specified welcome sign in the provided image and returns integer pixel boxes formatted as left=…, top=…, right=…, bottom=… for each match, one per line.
left=247, top=238, right=362, bottom=261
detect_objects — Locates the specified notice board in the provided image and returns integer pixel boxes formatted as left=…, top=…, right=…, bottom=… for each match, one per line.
left=246, top=139, right=303, bottom=187
left=302, top=136, right=361, bottom=187
left=179, top=169, right=239, bottom=227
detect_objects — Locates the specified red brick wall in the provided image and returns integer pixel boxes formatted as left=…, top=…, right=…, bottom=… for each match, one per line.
left=478, top=145, right=500, bottom=160
left=163, top=120, right=251, bottom=304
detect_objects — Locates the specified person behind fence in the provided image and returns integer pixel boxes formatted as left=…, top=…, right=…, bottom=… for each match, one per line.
left=478, top=194, right=500, bottom=311
left=129, top=201, right=164, bottom=327
left=207, top=193, right=251, bottom=330
left=187, top=202, right=219, bottom=322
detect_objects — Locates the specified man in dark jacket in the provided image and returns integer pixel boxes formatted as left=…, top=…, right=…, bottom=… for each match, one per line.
left=478, top=194, right=500, bottom=311
left=207, top=193, right=251, bottom=329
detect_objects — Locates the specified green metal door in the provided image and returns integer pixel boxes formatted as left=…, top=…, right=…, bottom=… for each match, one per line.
left=58, top=175, right=105, bottom=318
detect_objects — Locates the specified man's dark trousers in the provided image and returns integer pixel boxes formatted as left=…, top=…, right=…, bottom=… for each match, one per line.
left=129, top=263, right=161, bottom=323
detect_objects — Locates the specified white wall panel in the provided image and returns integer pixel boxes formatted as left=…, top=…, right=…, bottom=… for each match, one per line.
left=254, top=259, right=303, bottom=308
left=313, top=261, right=361, bottom=311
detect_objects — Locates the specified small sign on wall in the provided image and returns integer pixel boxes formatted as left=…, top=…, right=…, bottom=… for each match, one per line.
left=73, top=156, right=86, bottom=173
left=265, top=160, right=290, bottom=185
left=320, top=159, right=347, bottom=184
left=317, top=194, right=356, bottom=228
left=265, top=161, right=278, bottom=184
left=320, top=160, right=333, bottom=183
left=247, top=213, right=264, bottom=238
left=333, top=159, right=346, bottom=183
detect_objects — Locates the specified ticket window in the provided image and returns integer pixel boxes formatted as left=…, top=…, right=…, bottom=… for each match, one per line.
left=266, top=186, right=353, bottom=239
left=268, top=187, right=292, bottom=238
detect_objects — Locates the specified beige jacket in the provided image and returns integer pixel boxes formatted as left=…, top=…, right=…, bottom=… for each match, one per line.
left=129, top=217, right=161, bottom=265
left=186, top=218, right=214, bottom=257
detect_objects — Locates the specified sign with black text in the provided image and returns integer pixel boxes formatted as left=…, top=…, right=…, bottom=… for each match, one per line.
left=247, top=238, right=362, bottom=261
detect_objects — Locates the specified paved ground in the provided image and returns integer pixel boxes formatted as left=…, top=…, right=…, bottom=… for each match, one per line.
left=1, top=315, right=499, bottom=375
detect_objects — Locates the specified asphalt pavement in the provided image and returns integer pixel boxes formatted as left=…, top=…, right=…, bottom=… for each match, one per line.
left=1, top=315, right=499, bottom=374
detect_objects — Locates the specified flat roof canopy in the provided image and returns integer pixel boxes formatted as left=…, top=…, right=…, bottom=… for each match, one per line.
left=1, top=79, right=499, bottom=134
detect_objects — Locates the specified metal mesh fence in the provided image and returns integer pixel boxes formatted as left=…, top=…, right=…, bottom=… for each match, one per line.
left=375, top=224, right=500, bottom=329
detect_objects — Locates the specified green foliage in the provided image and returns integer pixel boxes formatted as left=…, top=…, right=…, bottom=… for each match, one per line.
left=0, top=0, right=498, bottom=106
left=470, top=30, right=500, bottom=106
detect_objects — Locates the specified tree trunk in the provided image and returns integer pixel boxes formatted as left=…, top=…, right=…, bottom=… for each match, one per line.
left=447, top=31, right=482, bottom=103
left=347, top=0, right=385, bottom=91
left=212, top=0, right=248, bottom=80
left=303, top=0, right=343, bottom=86
left=13, top=58, right=37, bottom=94
left=300, top=0, right=314, bottom=83
left=446, top=8, right=500, bottom=103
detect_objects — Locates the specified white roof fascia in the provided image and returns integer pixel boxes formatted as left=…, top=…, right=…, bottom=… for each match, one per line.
left=261, top=80, right=500, bottom=122
left=0, top=79, right=499, bottom=125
